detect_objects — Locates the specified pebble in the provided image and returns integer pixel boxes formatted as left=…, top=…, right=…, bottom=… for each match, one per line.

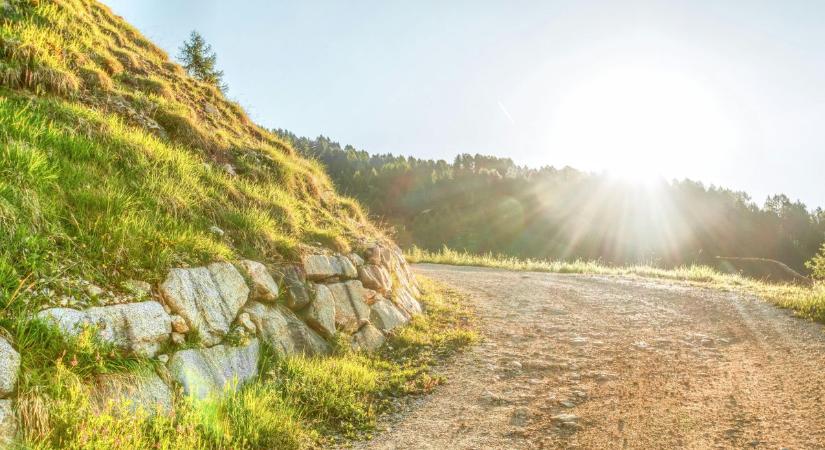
left=570, top=336, right=589, bottom=345
left=552, top=413, right=578, bottom=423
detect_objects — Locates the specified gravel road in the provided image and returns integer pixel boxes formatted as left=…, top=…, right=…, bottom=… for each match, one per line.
left=360, top=263, right=825, bottom=449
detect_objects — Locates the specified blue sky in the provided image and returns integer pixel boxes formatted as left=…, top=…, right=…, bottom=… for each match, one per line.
left=103, top=0, right=825, bottom=209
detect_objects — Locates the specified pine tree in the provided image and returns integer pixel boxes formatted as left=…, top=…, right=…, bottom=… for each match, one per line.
left=178, top=31, right=227, bottom=92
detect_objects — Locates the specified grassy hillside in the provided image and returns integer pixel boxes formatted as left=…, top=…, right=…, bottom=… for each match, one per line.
left=0, top=0, right=376, bottom=307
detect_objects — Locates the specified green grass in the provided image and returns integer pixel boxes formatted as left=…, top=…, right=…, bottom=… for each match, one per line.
left=0, top=0, right=379, bottom=308
left=13, top=276, right=477, bottom=449
left=407, top=246, right=825, bottom=323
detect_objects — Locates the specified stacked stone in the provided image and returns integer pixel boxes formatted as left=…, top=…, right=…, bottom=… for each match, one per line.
left=0, top=338, right=19, bottom=447
left=21, top=241, right=423, bottom=426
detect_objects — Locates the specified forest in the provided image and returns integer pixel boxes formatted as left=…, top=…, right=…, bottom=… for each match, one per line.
left=277, top=130, right=825, bottom=275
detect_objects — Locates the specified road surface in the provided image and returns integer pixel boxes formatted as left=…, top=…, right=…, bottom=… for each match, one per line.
left=362, top=264, right=825, bottom=449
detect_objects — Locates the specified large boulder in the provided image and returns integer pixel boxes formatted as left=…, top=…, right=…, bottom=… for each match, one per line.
left=299, top=284, right=336, bottom=339
left=159, top=262, right=249, bottom=347
left=243, top=302, right=329, bottom=356
left=36, top=308, right=89, bottom=336
left=0, top=338, right=19, bottom=398
left=302, top=254, right=357, bottom=281
left=238, top=260, right=279, bottom=302
left=86, top=302, right=172, bottom=357
left=0, top=399, right=15, bottom=447
left=92, top=372, right=173, bottom=416
left=278, top=265, right=312, bottom=310
left=370, top=298, right=408, bottom=333
left=168, top=340, right=260, bottom=400
left=37, top=302, right=172, bottom=357
left=351, top=324, right=385, bottom=352
left=393, top=288, right=424, bottom=317
left=358, top=264, right=393, bottom=294
left=326, top=281, right=371, bottom=333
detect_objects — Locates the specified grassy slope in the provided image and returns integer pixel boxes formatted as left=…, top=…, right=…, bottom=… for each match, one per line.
left=0, top=0, right=375, bottom=308
left=407, top=246, right=825, bottom=323
left=0, top=2, right=480, bottom=448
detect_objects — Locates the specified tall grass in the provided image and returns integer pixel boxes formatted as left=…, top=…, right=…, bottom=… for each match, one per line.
left=407, top=246, right=825, bottom=323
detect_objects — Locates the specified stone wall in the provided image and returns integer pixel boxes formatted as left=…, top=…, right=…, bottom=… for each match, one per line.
left=0, top=241, right=423, bottom=441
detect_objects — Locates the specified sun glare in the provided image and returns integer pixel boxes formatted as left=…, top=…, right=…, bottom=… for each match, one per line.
left=547, top=66, right=739, bottom=184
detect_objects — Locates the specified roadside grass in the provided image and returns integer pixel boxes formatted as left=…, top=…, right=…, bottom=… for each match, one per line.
left=14, top=276, right=478, bottom=449
left=407, top=246, right=825, bottom=323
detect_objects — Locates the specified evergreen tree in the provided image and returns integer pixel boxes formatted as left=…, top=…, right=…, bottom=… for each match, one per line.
left=178, top=31, right=227, bottom=92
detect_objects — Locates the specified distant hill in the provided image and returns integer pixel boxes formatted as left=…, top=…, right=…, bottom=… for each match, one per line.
left=0, top=0, right=379, bottom=300
left=278, top=131, right=825, bottom=274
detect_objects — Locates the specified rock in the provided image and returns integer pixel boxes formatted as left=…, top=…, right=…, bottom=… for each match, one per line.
left=169, top=340, right=260, bottom=400
left=299, top=284, right=336, bottom=339
left=243, top=302, right=330, bottom=356
left=221, top=163, right=237, bottom=177
left=570, top=336, right=588, bottom=345
left=85, top=302, right=172, bottom=357
left=170, top=315, right=189, bottom=333
left=237, top=312, right=256, bottom=333
left=369, top=298, right=408, bottom=332
left=208, top=225, right=225, bottom=236
left=279, top=265, right=312, bottom=310
left=551, top=413, right=578, bottom=426
left=358, top=264, right=393, bottom=293
left=157, top=354, right=169, bottom=364
left=326, top=281, right=371, bottom=333
left=93, top=372, right=173, bottom=416
left=362, top=288, right=379, bottom=304
left=347, top=253, right=364, bottom=267
left=302, top=255, right=358, bottom=281
left=0, top=338, right=19, bottom=398
left=238, top=260, right=279, bottom=302
left=351, top=323, right=385, bottom=352
left=171, top=332, right=185, bottom=346
left=37, top=307, right=90, bottom=336
left=392, top=288, right=423, bottom=317
left=0, top=399, right=15, bottom=447
left=38, top=302, right=172, bottom=357
left=159, top=262, right=249, bottom=347
left=364, top=245, right=384, bottom=265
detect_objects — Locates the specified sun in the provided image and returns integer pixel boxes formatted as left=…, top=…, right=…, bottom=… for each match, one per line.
left=546, top=65, right=738, bottom=184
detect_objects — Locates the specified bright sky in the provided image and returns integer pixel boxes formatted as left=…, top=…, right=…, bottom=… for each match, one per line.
left=103, top=0, right=825, bottom=209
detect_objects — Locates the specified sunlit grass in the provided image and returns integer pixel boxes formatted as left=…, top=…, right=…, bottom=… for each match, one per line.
left=407, top=246, right=825, bottom=323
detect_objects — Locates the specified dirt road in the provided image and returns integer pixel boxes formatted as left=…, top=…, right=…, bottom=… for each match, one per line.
left=361, top=264, right=825, bottom=449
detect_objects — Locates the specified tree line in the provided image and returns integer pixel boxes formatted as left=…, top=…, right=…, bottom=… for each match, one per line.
left=276, top=130, right=825, bottom=276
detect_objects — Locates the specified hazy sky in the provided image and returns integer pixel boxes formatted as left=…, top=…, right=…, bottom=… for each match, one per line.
left=103, top=0, right=825, bottom=209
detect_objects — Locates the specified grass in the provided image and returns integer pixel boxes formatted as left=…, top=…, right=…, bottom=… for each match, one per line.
left=0, top=0, right=379, bottom=307
left=407, top=246, right=825, bottom=323
left=12, top=276, right=478, bottom=449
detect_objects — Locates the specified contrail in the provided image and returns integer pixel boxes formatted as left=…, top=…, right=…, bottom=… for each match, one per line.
left=497, top=100, right=515, bottom=125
